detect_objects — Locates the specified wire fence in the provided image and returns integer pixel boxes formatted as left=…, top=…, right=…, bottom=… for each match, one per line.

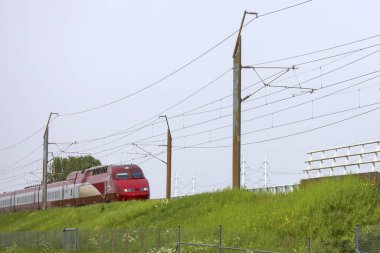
left=0, top=227, right=177, bottom=253
left=177, top=226, right=344, bottom=253
left=0, top=225, right=376, bottom=252
left=358, top=225, right=380, bottom=253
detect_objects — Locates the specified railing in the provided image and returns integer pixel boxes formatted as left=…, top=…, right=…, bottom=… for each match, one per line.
left=249, top=184, right=298, bottom=194
left=304, top=140, right=380, bottom=178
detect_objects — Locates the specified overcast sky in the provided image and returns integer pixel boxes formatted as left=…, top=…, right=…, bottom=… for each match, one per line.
left=1, top=0, right=380, bottom=198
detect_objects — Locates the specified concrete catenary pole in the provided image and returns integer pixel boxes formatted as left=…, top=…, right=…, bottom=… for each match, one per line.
left=42, top=112, right=57, bottom=210
left=160, top=115, right=172, bottom=200
left=232, top=11, right=256, bottom=188
left=232, top=33, right=242, bottom=189
left=166, top=126, right=172, bottom=199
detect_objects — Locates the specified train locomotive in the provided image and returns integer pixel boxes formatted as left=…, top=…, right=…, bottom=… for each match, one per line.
left=0, top=164, right=150, bottom=212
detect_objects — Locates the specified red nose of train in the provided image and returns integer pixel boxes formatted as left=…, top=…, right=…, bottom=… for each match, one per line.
left=112, top=165, right=150, bottom=200
left=114, top=178, right=150, bottom=200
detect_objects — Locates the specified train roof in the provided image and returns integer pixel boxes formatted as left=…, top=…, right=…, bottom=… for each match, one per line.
left=66, top=164, right=142, bottom=179
left=81, top=164, right=141, bottom=173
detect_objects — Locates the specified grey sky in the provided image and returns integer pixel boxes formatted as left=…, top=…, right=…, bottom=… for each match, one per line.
left=1, top=0, right=380, bottom=198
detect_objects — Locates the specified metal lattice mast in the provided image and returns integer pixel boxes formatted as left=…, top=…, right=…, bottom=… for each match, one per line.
left=192, top=175, right=196, bottom=195
left=174, top=174, right=179, bottom=198
left=241, top=156, right=246, bottom=188
left=264, top=156, right=269, bottom=189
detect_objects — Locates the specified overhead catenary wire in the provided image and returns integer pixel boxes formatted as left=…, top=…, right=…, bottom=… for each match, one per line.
left=137, top=100, right=380, bottom=148
left=141, top=103, right=380, bottom=157
left=0, top=3, right=375, bottom=160
left=52, top=49, right=380, bottom=156
left=254, top=34, right=380, bottom=66
left=172, top=66, right=380, bottom=121
left=54, top=66, right=380, bottom=159
left=50, top=37, right=380, bottom=152
left=170, top=42, right=380, bottom=119
left=0, top=144, right=42, bottom=172
left=13, top=92, right=370, bottom=185
left=1, top=0, right=317, bottom=161
left=0, top=167, right=42, bottom=186
left=57, top=0, right=313, bottom=117
left=0, top=115, right=59, bottom=153
left=53, top=68, right=232, bottom=146
left=0, top=143, right=84, bottom=187
left=134, top=104, right=380, bottom=167
left=176, top=106, right=380, bottom=149
left=93, top=93, right=380, bottom=163
left=134, top=69, right=380, bottom=145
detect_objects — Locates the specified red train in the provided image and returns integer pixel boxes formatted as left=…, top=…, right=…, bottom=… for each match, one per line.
left=0, top=164, right=150, bottom=212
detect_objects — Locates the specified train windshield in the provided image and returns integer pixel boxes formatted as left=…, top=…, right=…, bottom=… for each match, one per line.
left=115, top=173, right=129, bottom=180
left=131, top=171, right=144, bottom=179
left=114, top=171, right=144, bottom=180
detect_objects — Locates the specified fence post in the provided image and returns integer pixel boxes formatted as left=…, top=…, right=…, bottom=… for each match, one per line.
left=157, top=228, right=161, bottom=251
left=112, top=228, right=115, bottom=253
left=62, top=228, right=65, bottom=250
left=124, top=229, right=128, bottom=253
left=37, top=231, right=40, bottom=248
left=307, top=238, right=310, bottom=253
left=140, top=229, right=145, bottom=253
left=219, top=225, right=222, bottom=253
left=177, top=226, right=181, bottom=253
left=76, top=228, right=79, bottom=250
left=355, top=224, right=359, bottom=253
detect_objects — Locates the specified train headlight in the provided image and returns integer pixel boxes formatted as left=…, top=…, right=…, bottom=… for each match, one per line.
left=124, top=188, right=135, bottom=192
left=139, top=187, right=149, bottom=191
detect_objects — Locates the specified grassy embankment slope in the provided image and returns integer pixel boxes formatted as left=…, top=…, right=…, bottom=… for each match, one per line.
left=0, top=176, right=379, bottom=251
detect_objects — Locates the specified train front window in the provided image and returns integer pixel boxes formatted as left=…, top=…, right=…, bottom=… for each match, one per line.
left=115, top=173, right=129, bottom=180
left=131, top=171, right=144, bottom=179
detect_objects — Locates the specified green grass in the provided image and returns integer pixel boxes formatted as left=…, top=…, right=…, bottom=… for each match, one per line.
left=1, top=176, right=380, bottom=252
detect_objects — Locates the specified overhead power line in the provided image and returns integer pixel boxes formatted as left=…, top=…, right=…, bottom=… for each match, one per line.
left=0, top=1, right=373, bottom=163
left=169, top=42, right=380, bottom=119
left=177, top=106, right=380, bottom=149
left=0, top=158, right=42, bottom=176
left=53, top=68, right=232, bottom=146
left=0, top=116, right=58, bottom=153
left=55, top=67, right=380, bottom=157
left=137, top=100, right=380, bottom=148
left=0, top=145, right=42, bottom=172
left=254, top=34, right=380, bottom=65
left=135, top=69, right=380, bottom=145
left=57, top=0, right=314, bottom=117
left=81, top=95, right=380, bottom=160
left=52, top=47, right=378, bottom=150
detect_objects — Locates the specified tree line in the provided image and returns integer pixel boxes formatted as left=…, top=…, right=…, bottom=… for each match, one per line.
left=48, top=155, right=101, bottom=183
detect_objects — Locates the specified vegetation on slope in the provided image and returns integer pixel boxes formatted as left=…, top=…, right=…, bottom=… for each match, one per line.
left=0, top=176, right=379, bottom=252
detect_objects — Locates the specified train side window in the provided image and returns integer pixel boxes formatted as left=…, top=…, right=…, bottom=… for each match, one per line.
left=92, top=167, right=107, bottom=175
